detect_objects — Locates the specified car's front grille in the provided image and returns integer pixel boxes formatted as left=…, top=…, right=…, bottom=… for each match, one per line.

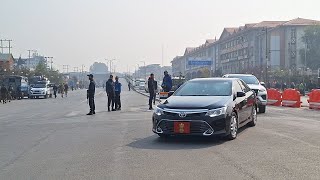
left=158, top=120, right=211, bottom=134
left=163, top=111, right=205, bottom=118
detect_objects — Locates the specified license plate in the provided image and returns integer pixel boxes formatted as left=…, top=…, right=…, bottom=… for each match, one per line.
left=174, top=122, right=190, bottom=134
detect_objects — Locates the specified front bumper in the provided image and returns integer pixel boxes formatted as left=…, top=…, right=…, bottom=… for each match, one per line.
left=257, top=93, right=267, bottom=106
left=152, top=113, right=230, bottom=136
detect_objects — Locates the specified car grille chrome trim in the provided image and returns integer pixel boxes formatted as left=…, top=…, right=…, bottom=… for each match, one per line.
left=163, top=108, right=208, bottom=114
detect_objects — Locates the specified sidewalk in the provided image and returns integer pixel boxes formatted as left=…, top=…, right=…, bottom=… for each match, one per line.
left=301, top=95, right=309, bottom=107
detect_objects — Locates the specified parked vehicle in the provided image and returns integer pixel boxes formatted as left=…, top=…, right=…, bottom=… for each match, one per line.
left=223, top=74, right=267, bottom=113
left=1, top=75, right=28, bottom=100
left=171, top=76, right=186, bottom=91
left=139, top=81, right=145, bottom=90
left=152, top=78, right=257, bottom=140
left=29, top=81, right=52, bottom=99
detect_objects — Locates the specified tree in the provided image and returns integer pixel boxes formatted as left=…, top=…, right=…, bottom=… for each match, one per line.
left=300, top=25, right=320, bottom=70
left=90, top=62, right=108, bottom=74
left=34, top=61, right=48, bottom=76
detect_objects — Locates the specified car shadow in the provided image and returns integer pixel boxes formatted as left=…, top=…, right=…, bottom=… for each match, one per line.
left=127, top=135, right=226, bottom=150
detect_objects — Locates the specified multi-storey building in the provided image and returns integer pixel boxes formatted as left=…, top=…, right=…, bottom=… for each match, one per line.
left=171, top=18, right=320, bottom=80
left=217, top=18, right=319, bottom=80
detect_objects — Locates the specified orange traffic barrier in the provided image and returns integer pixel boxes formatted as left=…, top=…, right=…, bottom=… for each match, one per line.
left=267, top=88, right=282, bottom=106
left=307, top=89, right=320, bottom=109
left=282, top=89, right=301, bottom=108
left=159, top=92, right=169, bottom=99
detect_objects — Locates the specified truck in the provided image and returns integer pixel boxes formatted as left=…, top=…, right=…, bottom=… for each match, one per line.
left=0, top=75, right=29, bottom=100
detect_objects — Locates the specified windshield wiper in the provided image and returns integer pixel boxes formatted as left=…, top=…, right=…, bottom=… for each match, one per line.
left=180, top=94, right=209, bottom=96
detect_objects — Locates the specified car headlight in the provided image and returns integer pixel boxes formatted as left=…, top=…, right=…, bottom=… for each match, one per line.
left=154, top=107, right=164, bottom=116
left=259, top=88, right=266, bottom=92
left=206, top=107, right=227, bottom=118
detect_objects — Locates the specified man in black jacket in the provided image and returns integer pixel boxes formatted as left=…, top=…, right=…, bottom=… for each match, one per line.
left=87, top=74, right=96, bottom=115
left=148, top=73, right=156, bottom=110
left=106, top=75, right=116, bottom=112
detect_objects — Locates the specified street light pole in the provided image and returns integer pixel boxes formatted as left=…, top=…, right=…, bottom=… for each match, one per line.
left=137, top=64, right=140, bottom=79
left=140, top=61, right=146, bottom=79
left=262, top=27, right=269, bottom=83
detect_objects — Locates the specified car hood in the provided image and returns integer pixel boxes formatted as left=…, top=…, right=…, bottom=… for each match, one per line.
left=31, top=88, right=46, bottom=91
left=247, top=84, right=265, bottom=90
left=161, top=96, right=231, bottom=109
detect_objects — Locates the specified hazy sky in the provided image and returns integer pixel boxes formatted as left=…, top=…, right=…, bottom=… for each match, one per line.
left=1, top=0, right=319, bottom=72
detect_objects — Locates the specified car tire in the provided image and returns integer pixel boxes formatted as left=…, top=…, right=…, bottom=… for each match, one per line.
left=226, top=112, right=238, bottom=140
left=259, top=105, right=266, bottom=113
left=44, top=94, right=47, bottom=99
left=248, top=106, right=257, bottom=127
left=158, top=134, right=169, bottom=138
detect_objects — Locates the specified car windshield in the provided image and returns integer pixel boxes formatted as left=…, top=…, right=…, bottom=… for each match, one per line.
left=33, top=84, right=46, bottom=88
left=228, top=75, right=259, bottom=85
left=174, top=80, right=232, bottom=96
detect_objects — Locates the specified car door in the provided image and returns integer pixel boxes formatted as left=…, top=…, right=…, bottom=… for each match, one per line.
left=233, top=80, right=247, bottom=123
left=238, top=80, right=255, bottom=120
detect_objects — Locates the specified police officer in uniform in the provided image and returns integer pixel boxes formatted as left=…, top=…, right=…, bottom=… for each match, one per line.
left=87, top=74, right=96, bottom=115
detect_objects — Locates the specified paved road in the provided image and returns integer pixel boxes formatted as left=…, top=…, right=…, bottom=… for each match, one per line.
left=0, top=79, right=320, bottom=180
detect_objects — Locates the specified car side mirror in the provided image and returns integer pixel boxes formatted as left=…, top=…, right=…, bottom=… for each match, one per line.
left=168, top=91, right=174, bottom=97
left=237, top=91, right=246, bottom=97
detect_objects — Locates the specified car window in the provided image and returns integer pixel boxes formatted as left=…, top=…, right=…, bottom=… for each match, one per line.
left=226, top=75, right=259, bottom=85
left=174, top=80, right=232, bottom=96
left=238, top=80, right=251, bottom=92
left=233, top=81, right=243, bottom=93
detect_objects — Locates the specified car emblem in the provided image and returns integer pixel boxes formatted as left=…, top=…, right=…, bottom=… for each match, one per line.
left=179, top=112, right=187, bottom=118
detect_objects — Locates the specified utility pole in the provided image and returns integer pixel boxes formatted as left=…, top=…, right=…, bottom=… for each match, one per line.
left=0, top=39, right=13, bottom=54
left=137, top=63, right=140, bottom=79
left=262, top=27, right=269, bottom=83
left=27, top=50, right=37, bottom=69
left=45, top=57, right=53, bottom=70
left=63, top=65, right=69, bottom=73
left=161, top=44, right=164, bottom=67
left=140, top=61, right=146, bottom=79
left=105, top=59, right=116, bottom=74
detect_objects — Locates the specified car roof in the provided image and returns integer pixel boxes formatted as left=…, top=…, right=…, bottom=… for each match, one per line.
left=223, top=74, right=255, bottom=77
left=189, top=77, right=238, bottom=82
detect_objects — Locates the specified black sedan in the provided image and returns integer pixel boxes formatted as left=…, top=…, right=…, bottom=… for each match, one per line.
left=152, top=78, right=257, bottom=140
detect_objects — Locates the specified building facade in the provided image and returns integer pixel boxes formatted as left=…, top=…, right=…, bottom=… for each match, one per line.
left=0, top=53, right=14, bottom=71
left=171, top=18, right=320, bottom=80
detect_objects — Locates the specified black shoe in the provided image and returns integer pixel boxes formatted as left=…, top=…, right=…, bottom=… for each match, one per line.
left=118, top=108, right=121, bottom=111
left=93, top=111, right=96, bottom=114
left=108, top=108, right=110, bottom=112
left=112, top=109, right=116, bottom=111
left=149, top=107, right=154, bottom=110
left=87, top=112, right=93, bottom=115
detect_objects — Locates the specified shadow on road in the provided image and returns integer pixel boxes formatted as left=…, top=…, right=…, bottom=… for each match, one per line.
left=127, top=135, right=226, bottom=150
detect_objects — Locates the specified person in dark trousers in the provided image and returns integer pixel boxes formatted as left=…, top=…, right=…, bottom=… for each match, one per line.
left=64, top=83, right=69, bottom=97
left=153, top=80, right=158, bottom=105
left=161, top=70, right=172, bottom=92
left=128, top=82, right=131, bottom=91
left=87, top=74, right=96, bottom=115
left=106, top=75, right=116, bottom=112
left=53, top=84, right=58, bottom=98
left=1, top=85, right=7, bottom=104
left=114, top=76, right=122, bottom=110
left=148, top=73, right=156, bottom=110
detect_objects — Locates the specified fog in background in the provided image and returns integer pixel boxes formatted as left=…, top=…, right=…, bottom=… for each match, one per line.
left=0, top=0, right=319, bottom=72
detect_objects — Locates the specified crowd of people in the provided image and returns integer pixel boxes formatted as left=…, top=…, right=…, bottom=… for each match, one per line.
left=266, top=80, right=319, bottom=96
left=86, top=71, right=173, bottom=115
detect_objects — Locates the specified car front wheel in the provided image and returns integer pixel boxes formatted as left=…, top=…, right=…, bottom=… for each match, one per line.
left=226, top=112, right=238, bottom=140
left=259, top=105, right=266, bottom=113
left=248, top=106, right=257, bottom=127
